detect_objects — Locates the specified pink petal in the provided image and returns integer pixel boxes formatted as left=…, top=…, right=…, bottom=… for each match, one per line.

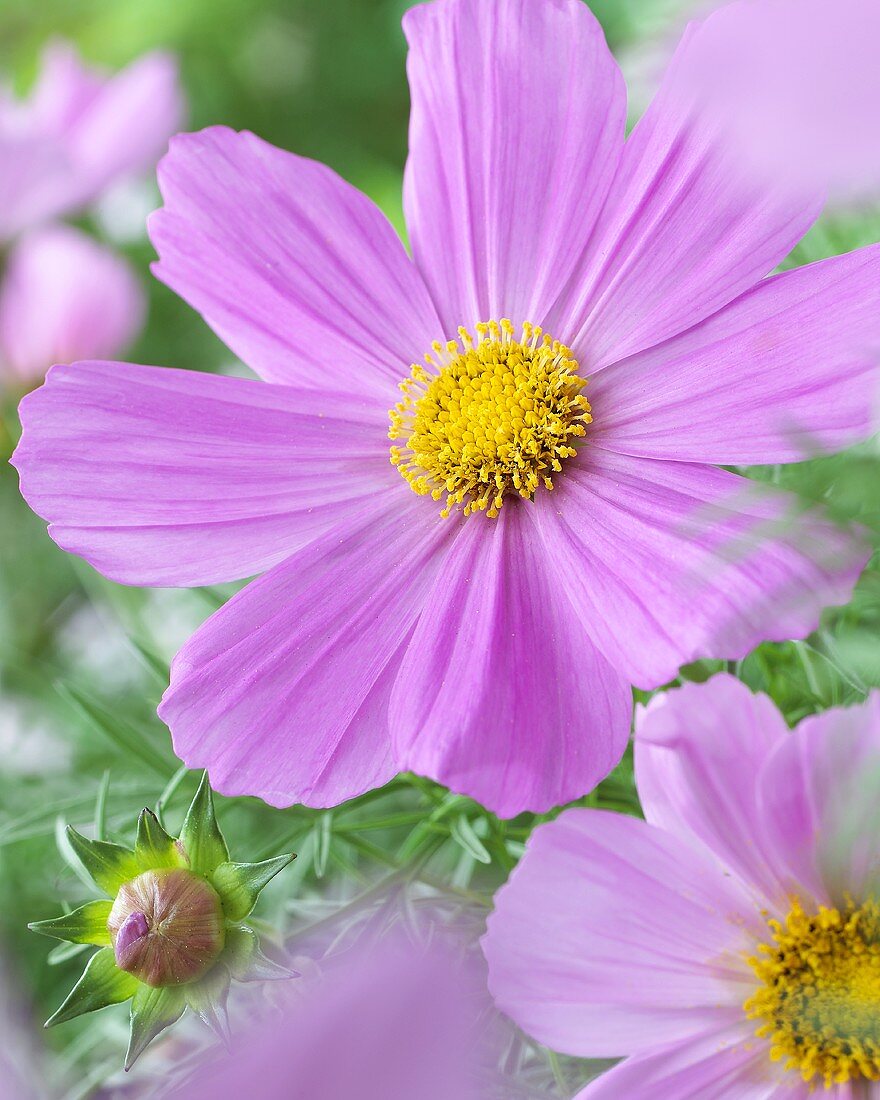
left=483, top=809, right=757, bottom=1058
left=548, top=22, right=822, bottom=371
left=26, top=40, right=105, bottom=135
left=635, top=676, right=791, bottom=907
left=0, top=132, right=66, bottom=242
left=173, top=934, right=493, bottom=1100
left=13, top=361, right=394, bottom=586
left=530, top=450, right=868, bottom=688
left=0, top=225, right=144, bottom=386
left=66, top=51, right=184, bottom=204
left=590, top=243, right=880, bottom=464
left=159, top=493, right=456, bottom=808
left=677, top=0, right=880, bottom=204
left=574, top=1025, right=778, bottom=1100
left=403, top=0, right=625, bottom=332
left=0, top=44, right=182, bottom=235
left=389, top=506, right=632, bottom=817
left=150, top=127, right=443, bottom=397
left=757, top=694, right=880, bottom=907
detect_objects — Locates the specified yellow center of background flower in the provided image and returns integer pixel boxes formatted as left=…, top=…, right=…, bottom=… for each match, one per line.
left=744, top=897, right=880, bottom=1087
left=388, top=319, right=591, bottom=518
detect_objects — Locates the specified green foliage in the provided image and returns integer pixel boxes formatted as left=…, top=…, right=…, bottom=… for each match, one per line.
left=28, top=772, right=297, bottom=1069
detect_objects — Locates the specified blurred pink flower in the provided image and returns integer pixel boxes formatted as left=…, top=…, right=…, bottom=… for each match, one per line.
left=678, top=0, right=880, bottom=202
left=485, top=675, right=880, bottom=1096
left=12, top=0, right=880, bottom=816
left=172, top=937, right=494, bottom=1100
left=0, top=958, right=39, bottom=1100
left=0, top=225, right=144, bottom=386
left=0, top=40, right=183, bottom=241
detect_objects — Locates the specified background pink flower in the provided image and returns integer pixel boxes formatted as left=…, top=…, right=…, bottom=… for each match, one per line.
left=0, top=225, right=144, bottom=386
left=169, top=935, right=496, bottom=1100
left=13, top=0, right=880, bottom=818
left=0, top=41, right=183, bottom=241
left=677, top=0, right=880, bottom=203
left=484, top=674, right=880, bottom=1097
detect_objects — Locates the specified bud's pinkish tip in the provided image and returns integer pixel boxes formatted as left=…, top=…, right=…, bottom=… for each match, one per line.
left=114, top=911, right=150, bottom=969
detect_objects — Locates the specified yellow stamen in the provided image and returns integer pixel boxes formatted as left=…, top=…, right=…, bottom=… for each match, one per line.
left=388, top=319, right=591, bottom=518
left=744, top=897, right=880, bottom=1088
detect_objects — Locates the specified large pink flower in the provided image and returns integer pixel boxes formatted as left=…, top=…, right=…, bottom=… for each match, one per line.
left=484, top=674, right=880, bottom=1096
left=13, top=0, right=880, bottom=816
left=0, top=40, right=183, bottom=241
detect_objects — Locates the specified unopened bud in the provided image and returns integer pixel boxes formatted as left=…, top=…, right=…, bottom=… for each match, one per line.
left=108, top=868, right=225, bottom=987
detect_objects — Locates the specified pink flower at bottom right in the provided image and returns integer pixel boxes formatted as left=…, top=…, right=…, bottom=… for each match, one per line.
left=483, top=674, right=880, bottom=1097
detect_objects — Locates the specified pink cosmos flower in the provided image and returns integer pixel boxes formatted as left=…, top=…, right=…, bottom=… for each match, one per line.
left=12, top=0, right=880, bottom=816
left=483, top=674, right=880, bottom=1096
left=0, top=40, right=183, bottom=241
left=170, top=936, right=494, bottom=1100
left=0, top=225, right=144, bottom=387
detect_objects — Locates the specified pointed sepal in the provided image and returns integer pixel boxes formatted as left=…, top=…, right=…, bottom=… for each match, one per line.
left=29, top=900, right=112, bottom=946
left=223, top=925, right=294, bottom=983
left=66, top=827, right=140, bottom=896
left=178, top=772, right=229, bottom=875
left=45, top=947, right=139, bottom=1028
left=211, top=854, right=295, bottom=921
left=125, top=984, right=185, bottom=1071
left=135, top=808, right=185, bottom=871
left=185, top=964, right=232, bottom=1045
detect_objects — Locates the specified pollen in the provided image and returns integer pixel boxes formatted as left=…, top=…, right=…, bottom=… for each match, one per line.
left=388, top=319, right=591, bottom=518
left=744, top=896, right=880, bottom=1088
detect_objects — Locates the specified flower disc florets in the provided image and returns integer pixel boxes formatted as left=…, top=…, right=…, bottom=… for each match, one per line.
left=389, top=319, right=591, bottom=518
left=744, top=897, right=880, bottom=1087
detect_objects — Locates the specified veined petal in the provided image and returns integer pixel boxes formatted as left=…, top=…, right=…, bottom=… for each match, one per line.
left=574, top=1025, right=778, bottom=1100
left=160, top=494, right=457, bottom=808
left=13, top=361, right=394, bottom=587
left=150, top=126, right=443, bottom=397
left=635, top=676, right=791, bottom=908
left=549, top=21, right=822, bottom=370
left=757, top=695, right=880, bottom=908
left=590, top=243, right=880, bottom=464
left=530, top=451, right=867, bottom=689
left=403, top=0, right=625, bottom=332
left=483, top=809, right=757, bottom=1058
left=390, top=506, right=632, bottom=818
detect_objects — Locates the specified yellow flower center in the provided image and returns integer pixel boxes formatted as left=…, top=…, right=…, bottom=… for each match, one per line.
left=388, top=319, right=591, bottom=518
left=744, top=897, right=880, bottom=1088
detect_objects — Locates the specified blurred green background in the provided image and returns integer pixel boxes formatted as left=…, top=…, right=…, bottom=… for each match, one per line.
left=1, top=1, right=878, bottom=1096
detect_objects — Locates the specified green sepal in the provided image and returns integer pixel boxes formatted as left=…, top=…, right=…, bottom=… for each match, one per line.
left=135, top=808, right=185, bottom=871
left=178, top=772, right=229, bottom=875
left=125, top=984, right=186, bottom=1071
left=211, top=854, right=295, bottom=920
left=223, top=925, right=293, bottom=982
left=45, top=948, right=139, bottom=1028
left=29, top=900, right=113, bottom=946
left=185, top=963, right=232, bottom=1044
left=65, top=827, right=141, bottom=896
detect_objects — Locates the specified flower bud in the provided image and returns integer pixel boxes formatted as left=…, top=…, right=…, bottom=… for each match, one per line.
left=108, top=868, right=226, bottom=987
